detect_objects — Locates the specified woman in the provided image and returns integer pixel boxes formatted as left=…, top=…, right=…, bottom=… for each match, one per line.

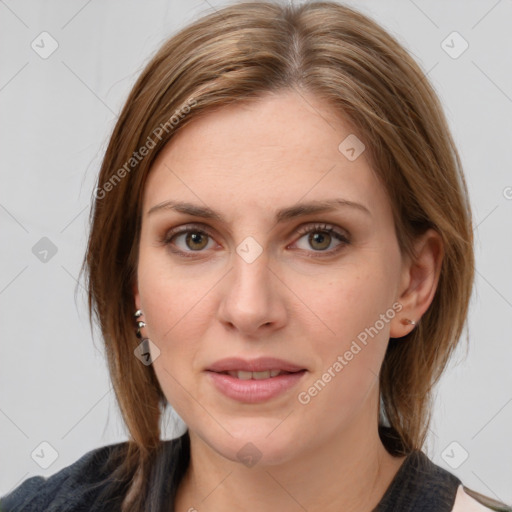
left=1, top=1, right=510, bottom=511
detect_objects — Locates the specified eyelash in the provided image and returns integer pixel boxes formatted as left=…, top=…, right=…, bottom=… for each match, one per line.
left=160, top=222, right=350, bottom=259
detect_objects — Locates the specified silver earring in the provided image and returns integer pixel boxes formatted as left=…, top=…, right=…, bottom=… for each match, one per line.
left=401, top=318, right=416, bottom=326
left=134, top=310, right=146, bottom=339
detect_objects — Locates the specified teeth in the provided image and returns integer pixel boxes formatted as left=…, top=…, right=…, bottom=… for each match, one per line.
left=226, top=369, right=285, bottom=379
left=237, top=370, right=254, bottom=380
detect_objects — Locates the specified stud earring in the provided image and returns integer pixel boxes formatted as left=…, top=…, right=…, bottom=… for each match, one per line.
left=401, top=318, right=416, bottom=326
left=134, top=309, right=146, bottom=339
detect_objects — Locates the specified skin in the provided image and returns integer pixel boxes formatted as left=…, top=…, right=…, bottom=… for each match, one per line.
left=133, top=89, right=443, bottom=512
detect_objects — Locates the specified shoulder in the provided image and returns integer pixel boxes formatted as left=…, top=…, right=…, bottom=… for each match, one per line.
left=0, top=440, right=129, bottom=512
left=452, top=484, right=512, bottom=512
left=375, top=448, right=511, bottom=512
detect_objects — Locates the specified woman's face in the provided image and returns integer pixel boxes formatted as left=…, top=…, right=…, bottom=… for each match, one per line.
left=134, top=89, right=413, bottom=465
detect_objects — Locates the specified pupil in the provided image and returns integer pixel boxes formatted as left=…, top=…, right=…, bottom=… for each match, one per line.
left=187, top=232, right=207, bottom=250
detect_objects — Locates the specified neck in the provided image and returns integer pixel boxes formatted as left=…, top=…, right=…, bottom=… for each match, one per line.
left=174, top=395, right=406, bottom=512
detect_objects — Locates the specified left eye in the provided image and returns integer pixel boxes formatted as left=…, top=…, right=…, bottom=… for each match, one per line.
left=293, top=223, right=350, bottom=254
left=161, top=223, right=350, bottom=257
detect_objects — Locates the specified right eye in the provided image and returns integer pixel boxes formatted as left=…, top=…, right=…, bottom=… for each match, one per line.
left=161, top=224, right=218, bottom=257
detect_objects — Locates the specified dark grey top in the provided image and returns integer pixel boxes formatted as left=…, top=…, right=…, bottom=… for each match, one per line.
left=1, top=433, right=510, bottom=512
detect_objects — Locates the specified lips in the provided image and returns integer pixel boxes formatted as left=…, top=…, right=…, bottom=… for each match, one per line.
left=206, top=358, right=307, bottom=403
left=206, top=357, right=306, bottom=376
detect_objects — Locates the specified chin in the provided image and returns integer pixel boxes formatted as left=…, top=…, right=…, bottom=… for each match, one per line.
left=205, top=424, right=303, bottom=468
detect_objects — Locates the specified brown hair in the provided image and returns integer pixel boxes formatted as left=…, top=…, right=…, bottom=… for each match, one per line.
left=81, top=1, right=474, bottom=510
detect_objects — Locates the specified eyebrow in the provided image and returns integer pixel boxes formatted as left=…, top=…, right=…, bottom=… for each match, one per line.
left=147, top=198, right=371, bottom=223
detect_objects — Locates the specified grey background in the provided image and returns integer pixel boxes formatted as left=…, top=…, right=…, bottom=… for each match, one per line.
left=1, top=0, right=511, bottom=503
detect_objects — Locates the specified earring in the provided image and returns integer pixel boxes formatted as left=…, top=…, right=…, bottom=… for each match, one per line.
left=134, top=309, right=146, bottom=339
left=133, top=310, right=160, bottom=365
left=401, top=318, right=416, bottom=326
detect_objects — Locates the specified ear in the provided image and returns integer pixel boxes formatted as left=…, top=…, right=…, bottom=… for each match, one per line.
left=390, top=228, right=444, bottom=339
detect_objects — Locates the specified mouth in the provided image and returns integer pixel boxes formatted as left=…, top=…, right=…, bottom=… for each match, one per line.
left=206, top=356, right=307, bottom=375
left=211, top=369, right=306, bottom=380
left=205, top=357, right=307, bottom=403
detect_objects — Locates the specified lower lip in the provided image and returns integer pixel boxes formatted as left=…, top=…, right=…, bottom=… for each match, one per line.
left=206, top=370, right=307, bottom=403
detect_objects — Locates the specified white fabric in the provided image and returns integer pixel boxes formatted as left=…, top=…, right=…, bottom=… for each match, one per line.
left=451, top=484, right=495, bottom=511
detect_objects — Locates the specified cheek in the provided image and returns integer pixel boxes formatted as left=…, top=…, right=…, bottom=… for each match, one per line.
left=136, top=259, right=199, bottom=383
left=297, top=264, right=398, bottom=395
left=295, top=273, right=393, bottom=417
left=137, top=249, right=218, bottom=343
left=138, top=268, right=205, bottom=412
left=300, top=263, right=397, bottom=342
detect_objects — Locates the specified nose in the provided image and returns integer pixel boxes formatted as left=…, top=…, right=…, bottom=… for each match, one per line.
left=217, top=249, right=287, bottom=337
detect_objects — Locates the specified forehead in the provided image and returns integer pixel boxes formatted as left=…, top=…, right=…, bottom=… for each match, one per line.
left=143, top=89, right=389, bottom=222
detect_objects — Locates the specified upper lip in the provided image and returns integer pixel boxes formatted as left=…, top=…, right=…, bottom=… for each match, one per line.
left=206, top=357, right=306, bottom=373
